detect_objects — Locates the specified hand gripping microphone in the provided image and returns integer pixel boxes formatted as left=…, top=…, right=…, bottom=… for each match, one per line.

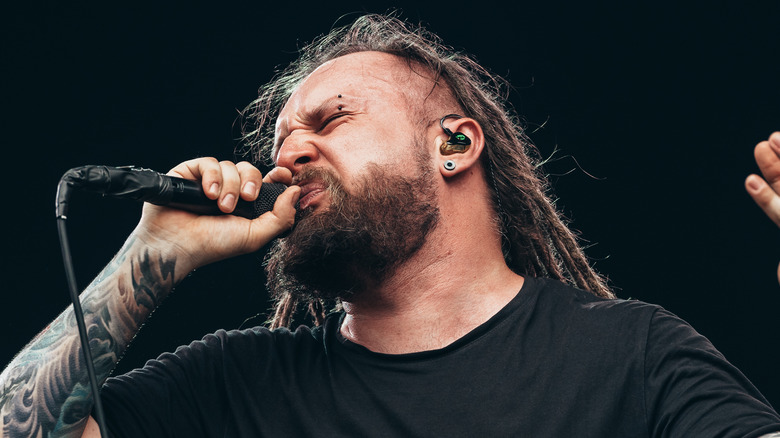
left=53, top=165, right=289, bottom=438
left=56, top=165, right=288, bottom=219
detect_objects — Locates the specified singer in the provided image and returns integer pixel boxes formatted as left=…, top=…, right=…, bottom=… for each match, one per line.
left=2, top=13, right=780, bottom=437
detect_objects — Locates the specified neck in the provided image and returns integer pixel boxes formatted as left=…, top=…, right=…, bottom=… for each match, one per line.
left=339, top=217, right=524, bottom=354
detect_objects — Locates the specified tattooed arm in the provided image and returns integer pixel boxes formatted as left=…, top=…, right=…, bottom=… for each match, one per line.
left=0, top=160, right=299, bottom=438
left=0, top=236, right=182, bottom=437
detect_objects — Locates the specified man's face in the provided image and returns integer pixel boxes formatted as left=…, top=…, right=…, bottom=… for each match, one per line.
left=264, top=52, right=441, bottom=300
left=273, top=51, right=432, bottom=211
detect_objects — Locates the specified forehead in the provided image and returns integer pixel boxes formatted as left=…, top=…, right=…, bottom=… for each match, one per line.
left=275, top=52, right=422, bottom=130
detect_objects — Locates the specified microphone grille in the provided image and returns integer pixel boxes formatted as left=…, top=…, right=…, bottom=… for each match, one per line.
left=252, top=183, right=288, bottom=219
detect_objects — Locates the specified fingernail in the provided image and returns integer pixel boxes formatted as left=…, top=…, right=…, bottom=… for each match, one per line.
left=746, top=176, right=763, bottom=193
left=221, top=194, right=236, bottom=209
left=243, top=182, right=257, bottom=197
left=209, top=182, right=220, bottom=196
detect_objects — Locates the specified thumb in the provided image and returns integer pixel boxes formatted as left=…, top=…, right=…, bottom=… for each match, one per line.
left=244, top=185, right=301, bottom=250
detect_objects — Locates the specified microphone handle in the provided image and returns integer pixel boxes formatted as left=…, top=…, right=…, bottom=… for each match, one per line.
left=161, top=176, right=287, bottom=219
left=60, top=165, right=288, bottom=219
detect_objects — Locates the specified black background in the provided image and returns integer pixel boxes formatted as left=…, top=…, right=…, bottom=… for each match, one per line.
left=3, top=1, right=779, bottom=410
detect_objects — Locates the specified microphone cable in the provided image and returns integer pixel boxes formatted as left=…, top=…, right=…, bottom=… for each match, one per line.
left=55, top=172, right=111, bottom=438
left=52, top=164, right=289, bottom=437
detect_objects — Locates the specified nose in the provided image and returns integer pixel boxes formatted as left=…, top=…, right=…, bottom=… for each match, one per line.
left=275, top=133, right=321, bottom=174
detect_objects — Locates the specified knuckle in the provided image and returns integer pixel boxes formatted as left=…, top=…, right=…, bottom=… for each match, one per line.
left=236, top=161, right=261, bottom=175
left=196, top=157, right=219, bottom=169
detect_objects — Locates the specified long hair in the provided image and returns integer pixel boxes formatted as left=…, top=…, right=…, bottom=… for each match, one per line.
left=240, top=13, right=613, bottom=328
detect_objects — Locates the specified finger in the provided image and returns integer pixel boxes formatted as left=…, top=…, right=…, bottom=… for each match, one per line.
left=754, top=132, right=780, bottom=194
left=244, top=185, right=302, bottom=250
left=264, top=167, right=293, bottom=185
left=217, top=160, right=241, bottom=212
left=235, top=161, right=263, bottom=200
left=769, top=131, right=780, bottom=154
left=169, top=157, right=222, bottom=199
left=745, top=174, right=780, bottom=227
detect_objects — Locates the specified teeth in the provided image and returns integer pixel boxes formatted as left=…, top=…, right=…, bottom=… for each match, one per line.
left=299, top=186, right=325, bottom=209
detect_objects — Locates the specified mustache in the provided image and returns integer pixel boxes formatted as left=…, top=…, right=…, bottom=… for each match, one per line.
left=292, top=166, right=339, bottom=188
left=264, top=160, right=440, bottom=305
left=291, top=166, right=347, bottom=209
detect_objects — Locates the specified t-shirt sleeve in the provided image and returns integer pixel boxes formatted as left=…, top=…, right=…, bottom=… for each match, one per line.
left=644, top=308, right=780, bottom=437
left=99, top=329, right=244, bottom=438
left=97, top=323, right=326, bottom=437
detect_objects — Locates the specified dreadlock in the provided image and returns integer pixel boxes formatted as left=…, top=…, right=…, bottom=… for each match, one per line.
left=240, top=13, right=613, bottom=329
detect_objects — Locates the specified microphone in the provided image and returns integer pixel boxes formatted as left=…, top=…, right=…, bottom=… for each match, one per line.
left=56, top=165, right=288, bottom=219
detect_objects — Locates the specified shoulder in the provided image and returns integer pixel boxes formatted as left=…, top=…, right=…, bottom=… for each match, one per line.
left=530, top=277, right=719, bottom=353
left=528, top=280, right=780, bottom=435
left=531, top=276, right=662, bottom=328
left=110, top=323, right=328, bottom=383
left=185, top=323, right=328, bottom=365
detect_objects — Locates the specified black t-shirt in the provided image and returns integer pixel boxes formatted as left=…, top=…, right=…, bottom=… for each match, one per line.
left=100, top=277, right=780, bottom=437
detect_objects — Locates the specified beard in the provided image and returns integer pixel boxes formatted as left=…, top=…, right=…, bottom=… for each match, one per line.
left=264, top=156, right=440, bottom=303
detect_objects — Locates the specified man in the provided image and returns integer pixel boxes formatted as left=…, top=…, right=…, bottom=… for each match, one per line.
left=2, top=14, right=779, bottom=437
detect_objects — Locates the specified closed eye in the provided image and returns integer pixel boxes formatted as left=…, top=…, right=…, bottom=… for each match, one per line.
left=318, top=113, right=347, bottom=132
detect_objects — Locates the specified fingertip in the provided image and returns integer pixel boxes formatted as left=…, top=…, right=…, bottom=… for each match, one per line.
left=219, top=193, right=237, bottom=212
left=289, top=184, right=302, bottom=204
left=207, top=182, right=220, bottom=199
left=265, top=167, right=293, bottom=185
left=745, top=174, right=765, bottom=194
left=273, top=185, right=301, bottom=217
left=241, top=181, right=259, bottom=200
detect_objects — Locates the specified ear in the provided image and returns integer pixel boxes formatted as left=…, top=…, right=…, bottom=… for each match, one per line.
left=435, top=116, right=485, bottom=177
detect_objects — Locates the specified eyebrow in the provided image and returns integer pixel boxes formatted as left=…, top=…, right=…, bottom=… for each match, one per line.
left=272, top=95, right=348, bottom=160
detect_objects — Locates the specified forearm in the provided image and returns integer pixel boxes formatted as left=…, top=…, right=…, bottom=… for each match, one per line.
left=0, top=158, right=296, bottom=438
left=0, top=234, right=182, bottom=437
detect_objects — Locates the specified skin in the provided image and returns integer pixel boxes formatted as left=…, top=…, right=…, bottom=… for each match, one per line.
left=745, top=131, right=780, bottom=284
left=273, top=52, right=525, bottom=354
left=0, top=50, right=776, bottom=437
left=0, top=159, right=300, bottom=438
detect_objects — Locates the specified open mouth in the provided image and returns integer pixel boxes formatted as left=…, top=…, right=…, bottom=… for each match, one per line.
left=296, top=180, right=329, bottom=210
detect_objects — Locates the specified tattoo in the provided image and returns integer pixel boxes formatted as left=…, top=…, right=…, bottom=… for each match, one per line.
left=0, top=240, right=177, bottom=437
left=131, top=251, right=175, bottom=311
